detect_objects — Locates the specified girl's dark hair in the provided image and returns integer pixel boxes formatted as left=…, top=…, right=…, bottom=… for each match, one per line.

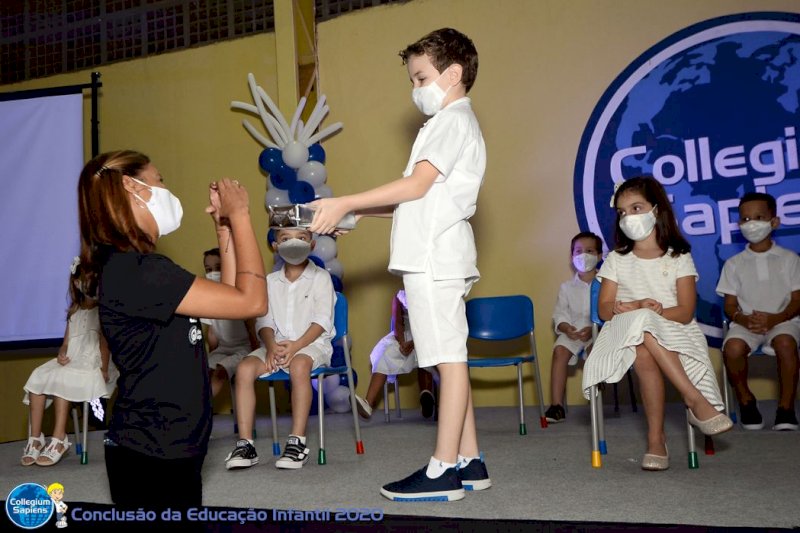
left=612, top=176, right=690, bottom=257
left=67, top=263, right=97, bottom=316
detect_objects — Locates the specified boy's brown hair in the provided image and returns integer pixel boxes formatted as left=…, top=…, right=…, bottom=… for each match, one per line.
left=400, top=28, right=479, bottom=92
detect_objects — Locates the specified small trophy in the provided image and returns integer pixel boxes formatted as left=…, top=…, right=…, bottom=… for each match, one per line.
left=267, top=204, right=356, bottom=230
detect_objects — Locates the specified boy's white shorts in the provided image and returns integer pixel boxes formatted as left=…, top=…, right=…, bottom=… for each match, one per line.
left=402, top=271, right=474, bottom=368
left=722, top=319, right=800, bottom=356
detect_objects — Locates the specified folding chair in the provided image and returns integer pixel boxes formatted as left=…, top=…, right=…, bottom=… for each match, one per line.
left=257, top=292, right=364, bottom=464
left=465, top=294, right=547, bottom=435
left=588, top=278, right=709, bottom=469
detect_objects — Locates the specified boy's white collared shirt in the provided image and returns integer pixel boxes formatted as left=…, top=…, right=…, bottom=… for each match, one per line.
left=256, top=262, right=336, bottom=350
left=552, top=273, right=592, bottom=334
left=389, top=97, right=486, bottom=281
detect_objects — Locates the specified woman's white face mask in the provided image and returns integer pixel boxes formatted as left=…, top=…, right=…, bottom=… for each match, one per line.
left=131, top=178, right=184, bottom=237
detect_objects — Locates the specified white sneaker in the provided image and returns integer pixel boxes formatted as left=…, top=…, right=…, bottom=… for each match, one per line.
left=355, top=395, right=372, bottom=419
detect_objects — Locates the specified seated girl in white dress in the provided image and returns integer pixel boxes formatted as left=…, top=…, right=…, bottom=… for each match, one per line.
left=21, top=259, right=118, bottom=466
left=582, top=177, right=732, bottom=471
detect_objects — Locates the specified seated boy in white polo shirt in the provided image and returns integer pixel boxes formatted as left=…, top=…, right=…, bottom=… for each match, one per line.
left=716, top=192, right=800, bottom=431
left=225, top=228, right=336, bottom=469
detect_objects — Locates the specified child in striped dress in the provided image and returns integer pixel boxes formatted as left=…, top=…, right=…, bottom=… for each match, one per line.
left=582, top=176, right=732, bottom=471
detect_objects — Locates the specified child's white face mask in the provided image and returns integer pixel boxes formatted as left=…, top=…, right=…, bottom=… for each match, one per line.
left=205, top=271, right=221, bottom=282
left=277, top=239, right=311, bottom=265
left=619, top=207, right=657, bottom=241
left=572, top=253, right=599, bottom=273
left=412, top=69, right=452, bottom=116
left=739, top=220, right=773, bottom=244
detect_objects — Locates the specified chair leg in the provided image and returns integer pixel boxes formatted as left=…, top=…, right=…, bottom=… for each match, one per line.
left=686, top=408, right=699, bottom=469
left=722, top=363, right=737, bottom=423
left=590, top=384, right=602, bottom=468
left=230, top=375, right=239, bottom=435
left=394, top=380, right=402, bottom=419
left=81, top=401, right=89, bottom=464
left=269, top=384, right=280, bottom=456
left=517, top=365, right=527, bottom=435
left=612, top=383, right=620, bottom=413
left=341, top=338, right=364, bottom=455
left=626, top=370, right=638, bottom=413
left=318, top=376, right=326, bottom=465
left=71, top=407, right=81, bottom=457
left=531, top=359, right=547, bottom=429
left=383, top=381, right=390, bottom=423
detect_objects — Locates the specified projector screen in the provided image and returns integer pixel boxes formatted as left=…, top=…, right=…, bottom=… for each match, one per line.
left=0, top=92, right=84, bottom=345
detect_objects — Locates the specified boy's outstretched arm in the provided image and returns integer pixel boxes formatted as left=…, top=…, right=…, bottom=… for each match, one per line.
left=308, top=161, right=440, bottom=234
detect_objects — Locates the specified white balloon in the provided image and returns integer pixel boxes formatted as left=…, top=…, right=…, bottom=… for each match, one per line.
left=297, top=161, right=327, bottom=187
left=314, top=184, right=333, bottom=199
left=265, top=188, right=290, bottom=207
left=312, top=235, right=337, bottom=262
left=328, top=385, right=352, bottom=413
left=324, top=258, right=343, bottom=279
left=282, top=140, right=310, bottom=169
left=311, top=374, right=340, bottom=396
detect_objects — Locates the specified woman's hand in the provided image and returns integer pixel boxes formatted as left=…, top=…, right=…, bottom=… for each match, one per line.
left=211, top=178, right=250, bottom=223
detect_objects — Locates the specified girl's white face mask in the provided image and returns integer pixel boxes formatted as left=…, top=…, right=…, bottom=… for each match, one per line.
left=131, top=178, right=184, bottom=237
left=412, top=69, right=452, bottom=116
left=619, top=207, right=657, bottom=242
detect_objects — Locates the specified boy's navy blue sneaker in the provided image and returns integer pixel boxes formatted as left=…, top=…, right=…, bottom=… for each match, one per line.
left=225, top=439, right=258, bottom=470
left=739, top=401, right=764, bottom=430
left=772, top=407, right=798, bottom=431
left=380, top=466, right=465, bottom=502
left=458, top=457, right=492, bottom=491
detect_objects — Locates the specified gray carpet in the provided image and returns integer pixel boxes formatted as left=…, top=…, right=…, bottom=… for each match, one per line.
left=2, top=401, right=798, bottom=528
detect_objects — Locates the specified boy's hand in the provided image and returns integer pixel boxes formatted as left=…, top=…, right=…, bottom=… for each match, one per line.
left=274, top=340, right=301, bottom=367
left=750, top=311, right=780, bottom=334
left=563, top=325, right=581, bottom=341
left=265, top=350, right=280, bottom=373
left=640, top=298, right=663, bottom=315
left=308, top=198, right=351, bottom=234
left=576, top=327, right=592, bottom=342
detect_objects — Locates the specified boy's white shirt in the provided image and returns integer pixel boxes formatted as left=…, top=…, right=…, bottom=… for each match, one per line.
left=256, top=261, right=335, bottom=351
left=389, top=97, right=486, bottom=280
left=716, top=243, right=800, bottom=316
left=552, top=273, right=592, bottom=335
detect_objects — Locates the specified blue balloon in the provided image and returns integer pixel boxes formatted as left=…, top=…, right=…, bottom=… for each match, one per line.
left=308, top=255, right=325, bottom=268
left=270, top=164, right=297, bottom=190
left=288, top=180, right=315, bottom=204
left=307, top=143, right=326, bottom=164
left=330, top=273, right=343, bottom=292
left=266, top=228, right=276, bottom=246
left=259, top=147, right=283, bottom=174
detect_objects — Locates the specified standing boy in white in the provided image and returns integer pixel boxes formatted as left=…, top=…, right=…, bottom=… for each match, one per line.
left=311, top=28, right=488, bottom=501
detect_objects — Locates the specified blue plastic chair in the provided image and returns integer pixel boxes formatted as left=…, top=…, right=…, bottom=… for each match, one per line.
left=465, top=295, right=547, bottom=435
left=588, top=278, right=707, bottom=469
left=256, top=292, right=364, bottom=464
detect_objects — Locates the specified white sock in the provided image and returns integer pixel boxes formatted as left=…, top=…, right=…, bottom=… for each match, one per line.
left=457, top=454, right=480, bottom=468
left=246, top=439, right=254, bottom=446
left=425, top=456, right=457, bottom=478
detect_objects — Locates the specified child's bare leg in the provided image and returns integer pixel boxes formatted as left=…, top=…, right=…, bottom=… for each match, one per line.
left=550, top=345, right=572, bottom=406
left=418, top=368, right=434, bottom=393
left=29, top=393, right=46, bottom=438
left=772, top=335, right=799, bottom=409
left=457, top=377, right=479, bottom=458
left=723, top=338, right=753, bottom=405
left=641, top=333, right=718, bottom=420
left=633, top=344, right=667, bottom=456
left=210, top=366, right=229, bottom=399
left=432, top=362, right=470, bottom=464
left=234, top=356, right=267, bottom=440
left=365, top=372, right=388, bottom=406
left=289, top=355, right=313, bottom=437
left=52, top=397, right=71, bottom=441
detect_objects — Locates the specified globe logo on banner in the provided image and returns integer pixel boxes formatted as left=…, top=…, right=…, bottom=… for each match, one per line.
left=575, top=12, right=800, bottom=343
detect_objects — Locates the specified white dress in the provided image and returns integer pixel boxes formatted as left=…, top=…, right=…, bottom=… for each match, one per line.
left=23, top=307, right=118, bottom=404
left=581, top=250, right=724, bottom=410
left=370, top=291, right=418, bottom=383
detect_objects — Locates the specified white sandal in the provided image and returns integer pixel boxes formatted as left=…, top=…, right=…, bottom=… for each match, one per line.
left=35, top=436, right=71, bottom=466
left=21, top=433, right=45, bottom=466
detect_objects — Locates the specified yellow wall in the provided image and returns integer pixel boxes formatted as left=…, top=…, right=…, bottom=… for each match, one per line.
left=2, top=0, right=796, bottom=441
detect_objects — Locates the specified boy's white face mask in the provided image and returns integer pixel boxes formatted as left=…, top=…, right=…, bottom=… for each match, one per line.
left=412, top=69, right=452, bottom=116
left=572, top=253, right=599, bottom=273
left=739, top=220, right=773, bottom=244
left=277, top=239, right=312, bottom=265
left=205, top=271, right=221, bottom=282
